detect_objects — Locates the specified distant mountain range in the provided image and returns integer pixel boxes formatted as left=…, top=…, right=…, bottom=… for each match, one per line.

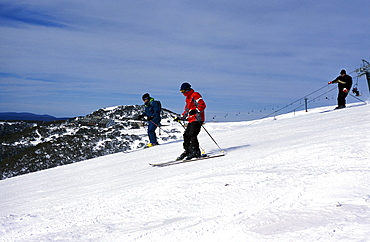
left=0, top=112, right=70, bottom=121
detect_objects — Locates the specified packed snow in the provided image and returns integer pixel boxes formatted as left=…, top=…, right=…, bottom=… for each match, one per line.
left=1, top=103, right=369, bottom=241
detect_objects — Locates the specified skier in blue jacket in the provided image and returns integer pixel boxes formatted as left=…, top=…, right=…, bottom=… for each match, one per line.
left=138, top=93, right=161, bottom=147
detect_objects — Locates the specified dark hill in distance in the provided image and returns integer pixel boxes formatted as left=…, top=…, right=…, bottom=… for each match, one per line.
left=0, top=112, right=70, bottom=121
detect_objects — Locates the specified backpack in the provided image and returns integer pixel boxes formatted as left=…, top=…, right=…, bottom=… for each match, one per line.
left=154, top=100, right=162, bottom=110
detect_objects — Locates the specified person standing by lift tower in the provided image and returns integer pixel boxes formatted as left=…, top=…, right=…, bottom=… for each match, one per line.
left=328, top=69, right=353, bottom=109
left=174, top=83, right=206, bottom=160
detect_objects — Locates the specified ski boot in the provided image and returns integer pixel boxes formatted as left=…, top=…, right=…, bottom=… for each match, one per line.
left=185, top=150, right=202, bottom=160
left=146, top=143, right=158, bottom=148
left=176, top=151, right=188, bottom=161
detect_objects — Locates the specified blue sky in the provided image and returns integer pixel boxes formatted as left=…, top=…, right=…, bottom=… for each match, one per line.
left=1, top=0, right=369, bottom=121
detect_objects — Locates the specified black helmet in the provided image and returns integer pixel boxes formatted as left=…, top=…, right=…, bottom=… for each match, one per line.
left=180, top=82, right=192, bottom=92
left=142, top=93, right=150, bottom=101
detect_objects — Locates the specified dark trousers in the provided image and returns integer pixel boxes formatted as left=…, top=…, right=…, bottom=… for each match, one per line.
left=147, top=121, right=158, bottom=144
left=337, top=91, right=348, bottom=107
left=183, top=121, right=202, bottom=154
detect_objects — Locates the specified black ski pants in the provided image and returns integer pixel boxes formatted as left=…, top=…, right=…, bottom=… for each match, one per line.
left=183, top=121, right=203, bottom=154
left=337, top=90, right=348, bottom=107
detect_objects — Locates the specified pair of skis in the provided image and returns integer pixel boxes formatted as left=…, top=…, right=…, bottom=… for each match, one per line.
left=149, top=153, right=225, bottom=167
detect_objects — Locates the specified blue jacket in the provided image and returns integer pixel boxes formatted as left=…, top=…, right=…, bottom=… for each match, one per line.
left=143, top=98, right=161, bottom=124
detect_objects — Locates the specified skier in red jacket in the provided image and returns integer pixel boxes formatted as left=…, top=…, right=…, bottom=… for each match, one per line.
left=174, top=83, right=206, bottom=160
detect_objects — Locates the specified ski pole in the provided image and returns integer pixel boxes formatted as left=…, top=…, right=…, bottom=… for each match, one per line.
left=148, top=119, right=177, bottom=136
left=139, top=118, right=162, bottom=136
left=147, top=119, right=161, bottom=135
left=171, top=114, right=224, bottom=153
left=140, top=119, right=147, bottom=131
left=177, top=119, right=186, bottom=129
left=200, top=122, right=225, bottom=154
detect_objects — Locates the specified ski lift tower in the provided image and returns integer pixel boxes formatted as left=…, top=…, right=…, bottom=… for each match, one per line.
left=354, top=59, right=370, bottom=94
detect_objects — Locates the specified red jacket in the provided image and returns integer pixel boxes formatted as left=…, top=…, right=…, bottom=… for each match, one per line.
left=181, top=89, right=206, bottom=123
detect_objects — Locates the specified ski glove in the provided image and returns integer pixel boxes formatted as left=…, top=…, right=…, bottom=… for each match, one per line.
left=189, top=109, right=196, bottom=115
left=328, top=81, right=332, bottom=84
left=148, top=116, right=153, bottom=121
left=174, top=117, right=181, bottom=122
left=138, top=114, right=145, bottom=120
left=343, top=88, right=348, bottom=93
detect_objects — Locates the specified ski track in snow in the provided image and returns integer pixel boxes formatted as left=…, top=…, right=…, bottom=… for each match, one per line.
left=0, top=103, right=370, bottom=241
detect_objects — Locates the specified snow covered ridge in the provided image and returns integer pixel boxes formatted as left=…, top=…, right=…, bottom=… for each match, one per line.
left=0, top=103, right=369, bottom=241
left=0, top=105, right=182, bottom=180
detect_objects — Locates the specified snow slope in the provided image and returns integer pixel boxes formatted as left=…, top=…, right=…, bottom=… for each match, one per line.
left=1, top=103, right=369, bottom=242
